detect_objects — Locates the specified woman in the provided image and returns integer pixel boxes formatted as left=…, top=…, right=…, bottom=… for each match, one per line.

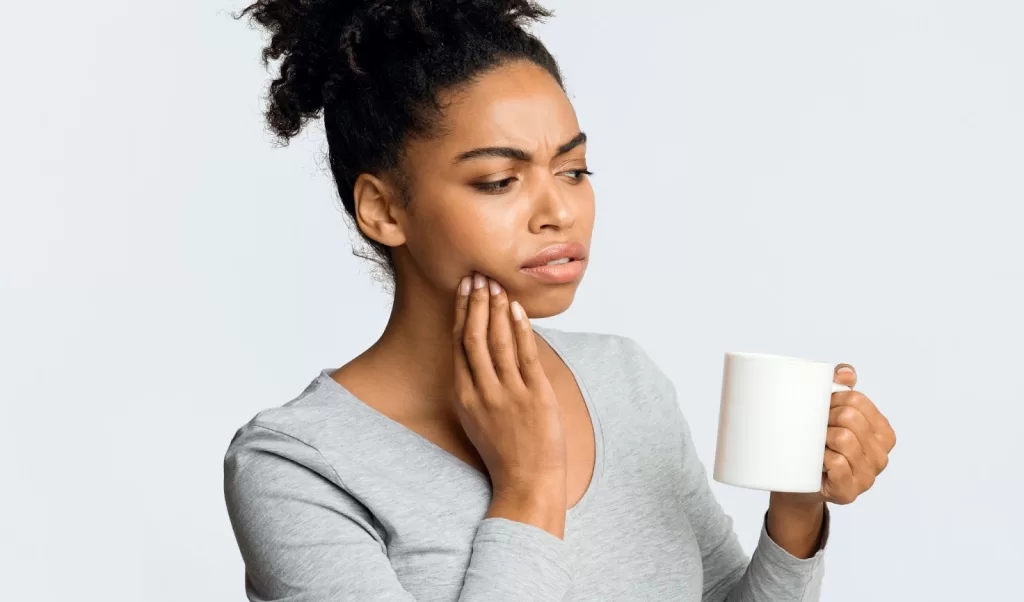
left=224, top=1, right=897, bottom=600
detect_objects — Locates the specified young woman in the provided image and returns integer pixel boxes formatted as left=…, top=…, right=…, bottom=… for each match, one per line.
left=223, top=1, right=897, bottom=600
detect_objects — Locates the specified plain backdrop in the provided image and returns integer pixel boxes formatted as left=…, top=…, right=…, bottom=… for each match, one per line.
left=2, top=1, right=1022, bottom=600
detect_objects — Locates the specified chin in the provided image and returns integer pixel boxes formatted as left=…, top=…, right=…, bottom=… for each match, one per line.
left=514, top=282, right=580, bottom=319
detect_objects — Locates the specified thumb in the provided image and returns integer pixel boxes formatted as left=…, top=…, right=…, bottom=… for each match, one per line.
left=834, top=363, right=857, bottom=388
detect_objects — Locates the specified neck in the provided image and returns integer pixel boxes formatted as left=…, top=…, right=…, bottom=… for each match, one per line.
left=363, top=269, right=458, bottom=406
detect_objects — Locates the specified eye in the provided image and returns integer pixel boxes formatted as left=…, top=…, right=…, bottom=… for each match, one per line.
left=562, top=168, right=594, bottom=183
left=472, top=177, right=517, bottom=194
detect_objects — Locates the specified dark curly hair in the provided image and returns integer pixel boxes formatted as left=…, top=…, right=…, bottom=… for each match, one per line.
left=236, top=0, right=564, bottom=283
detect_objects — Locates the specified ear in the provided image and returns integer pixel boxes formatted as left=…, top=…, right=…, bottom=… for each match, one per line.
left=352, top=173, right=408, bottom=248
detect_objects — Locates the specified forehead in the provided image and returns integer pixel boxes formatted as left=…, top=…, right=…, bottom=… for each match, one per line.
left=432, top=60, right=582, bottom=154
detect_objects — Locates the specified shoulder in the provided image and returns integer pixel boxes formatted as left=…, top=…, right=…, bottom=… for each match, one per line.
left=532, top=324, right=637, bottom=357
left=222, top=371, right=362, bottom=487
left=537, top=326, right=696, bottom=457
left=532, top=325, right=682, bottom=431
left=221, top=373, right=383, bottom=540
left=533, top=324, right=674, bottom=390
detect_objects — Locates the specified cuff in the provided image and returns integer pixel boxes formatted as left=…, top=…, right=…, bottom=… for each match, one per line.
left=761, top=503, right=831, bottom=564
left=745, top=506, right=829, bottom=599
left=460, top=518, right=574, bottom=601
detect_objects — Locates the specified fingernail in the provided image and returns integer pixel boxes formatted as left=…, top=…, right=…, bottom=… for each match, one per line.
left=472, top=274, right=486, bottom=289
left=837, top=366, right=855, bottom=375
left=459, top=277, right=470, bottom=296
left=510, top=301, right=524, bottom=320
left=488, top=279, right=502, bottom=296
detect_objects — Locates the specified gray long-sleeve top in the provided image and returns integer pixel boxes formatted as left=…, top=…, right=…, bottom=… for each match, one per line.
left=224, top=326, right=828, bottom=601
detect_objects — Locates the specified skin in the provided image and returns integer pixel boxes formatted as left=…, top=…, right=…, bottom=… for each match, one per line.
left=330, top=59, right=897, bottom=556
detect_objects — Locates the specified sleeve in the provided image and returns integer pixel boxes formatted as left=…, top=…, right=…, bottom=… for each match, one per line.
left=641, top=347, right=828, bottom=602
left=223, top=424, right=574, bottom=602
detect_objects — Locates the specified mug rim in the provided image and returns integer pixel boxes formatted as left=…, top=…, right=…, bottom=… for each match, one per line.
left=725, top=351, right=833, bottom=368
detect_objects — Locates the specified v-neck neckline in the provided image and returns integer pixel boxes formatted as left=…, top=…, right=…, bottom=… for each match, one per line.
left=318, top=326, right=605, bottom=518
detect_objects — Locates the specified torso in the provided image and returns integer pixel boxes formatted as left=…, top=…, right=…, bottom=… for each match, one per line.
left=237, top=327, right=719, bottom=601
left=332, top=330, right=596, bottom=509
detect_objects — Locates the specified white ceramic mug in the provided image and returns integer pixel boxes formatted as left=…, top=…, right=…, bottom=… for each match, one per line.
left=713, top=351, right=850, bottom=493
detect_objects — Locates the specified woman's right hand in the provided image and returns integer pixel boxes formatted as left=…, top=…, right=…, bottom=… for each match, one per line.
left=452, top=273, right=568, bottom=538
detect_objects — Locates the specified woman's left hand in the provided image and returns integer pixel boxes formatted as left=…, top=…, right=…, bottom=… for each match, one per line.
left=779, top=364, right=897, bottom=506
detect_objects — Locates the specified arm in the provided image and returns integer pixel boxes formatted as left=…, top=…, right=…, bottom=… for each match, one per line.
left=667, top=388, right=828, bottom=601
left=766, top=494, right=827, bottom=559
left=223, top=424, right=573, bottom=602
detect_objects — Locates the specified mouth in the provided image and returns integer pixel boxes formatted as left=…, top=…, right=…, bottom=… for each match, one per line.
left=520, top=242, right=587, bottom=268
left=519, top=242, right=588, bottom=284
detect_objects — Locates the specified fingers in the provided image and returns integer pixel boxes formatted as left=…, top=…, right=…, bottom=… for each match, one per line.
left=830, top=389, right=897, bottom=453
left=452, top=272, right=549, bottom=403
left=829, top=406, right=889, bottom=473
left=461, top=273, right=500, bottom=396
left=452, top=276, right=474, bottom=400
left=823, top=382, right=895, bottom=505
left=486, top=278, right=522, bottom=386
left=825, top=426, right=875, bottom=492
left=510, top=300, right=545, bottom=390
left=822, top=449, right=856, bottom=504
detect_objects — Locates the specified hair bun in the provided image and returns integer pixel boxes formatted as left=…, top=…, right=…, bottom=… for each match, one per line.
left=240, top=1, right=553, bottom=141
left=239, top=0, right=363, bottom=141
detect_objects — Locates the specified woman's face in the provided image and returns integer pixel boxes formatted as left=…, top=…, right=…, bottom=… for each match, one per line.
left=393, top=60, right=595, bottom=318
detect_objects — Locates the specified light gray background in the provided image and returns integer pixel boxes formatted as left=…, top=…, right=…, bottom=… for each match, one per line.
left=2, top=1, right=1021, bottom=600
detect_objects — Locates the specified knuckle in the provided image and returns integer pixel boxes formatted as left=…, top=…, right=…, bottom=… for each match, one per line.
left=462, top=332, right=485, bottom=353
left=834, top=428, right=857, bottom=449
left=827, top=453, right=849, bottom=473
left=488, top=326, right=511, bottom=345
left=490, top=336, right=513, bottom=356
left=837, top=406, right=861, bottom=425
left=848, top=391, right=870, bottom=408
left=479, top=387, right=506, bottom=407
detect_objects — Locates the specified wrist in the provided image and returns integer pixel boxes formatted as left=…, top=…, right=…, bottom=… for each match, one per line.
left=489, top=480, right=567, bottom=539
left=769, top=492, right=825, bottom=515
left=766, top=493, right=825, bottom=559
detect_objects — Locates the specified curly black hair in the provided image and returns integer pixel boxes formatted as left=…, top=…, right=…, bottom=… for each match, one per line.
left=237, top=0, right=564, bottom=282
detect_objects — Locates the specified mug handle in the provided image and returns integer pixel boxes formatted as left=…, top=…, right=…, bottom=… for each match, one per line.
left=831, top=382, right=852, bottom=393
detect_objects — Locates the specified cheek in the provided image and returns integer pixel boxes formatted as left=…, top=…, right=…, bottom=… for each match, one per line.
left=406, top=197, right=521, bottom=278
left=451, top=205, right=523, bottom=274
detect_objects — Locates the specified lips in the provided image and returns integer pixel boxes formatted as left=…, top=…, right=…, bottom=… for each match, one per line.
left=521, top=242, right=587, bottom=268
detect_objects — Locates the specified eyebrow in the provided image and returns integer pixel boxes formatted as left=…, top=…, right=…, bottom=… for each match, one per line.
left=453, top=132, right=588, bottom=164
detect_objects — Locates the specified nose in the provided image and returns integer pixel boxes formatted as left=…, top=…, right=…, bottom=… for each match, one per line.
left=527, top=173, right=576, bottom=234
